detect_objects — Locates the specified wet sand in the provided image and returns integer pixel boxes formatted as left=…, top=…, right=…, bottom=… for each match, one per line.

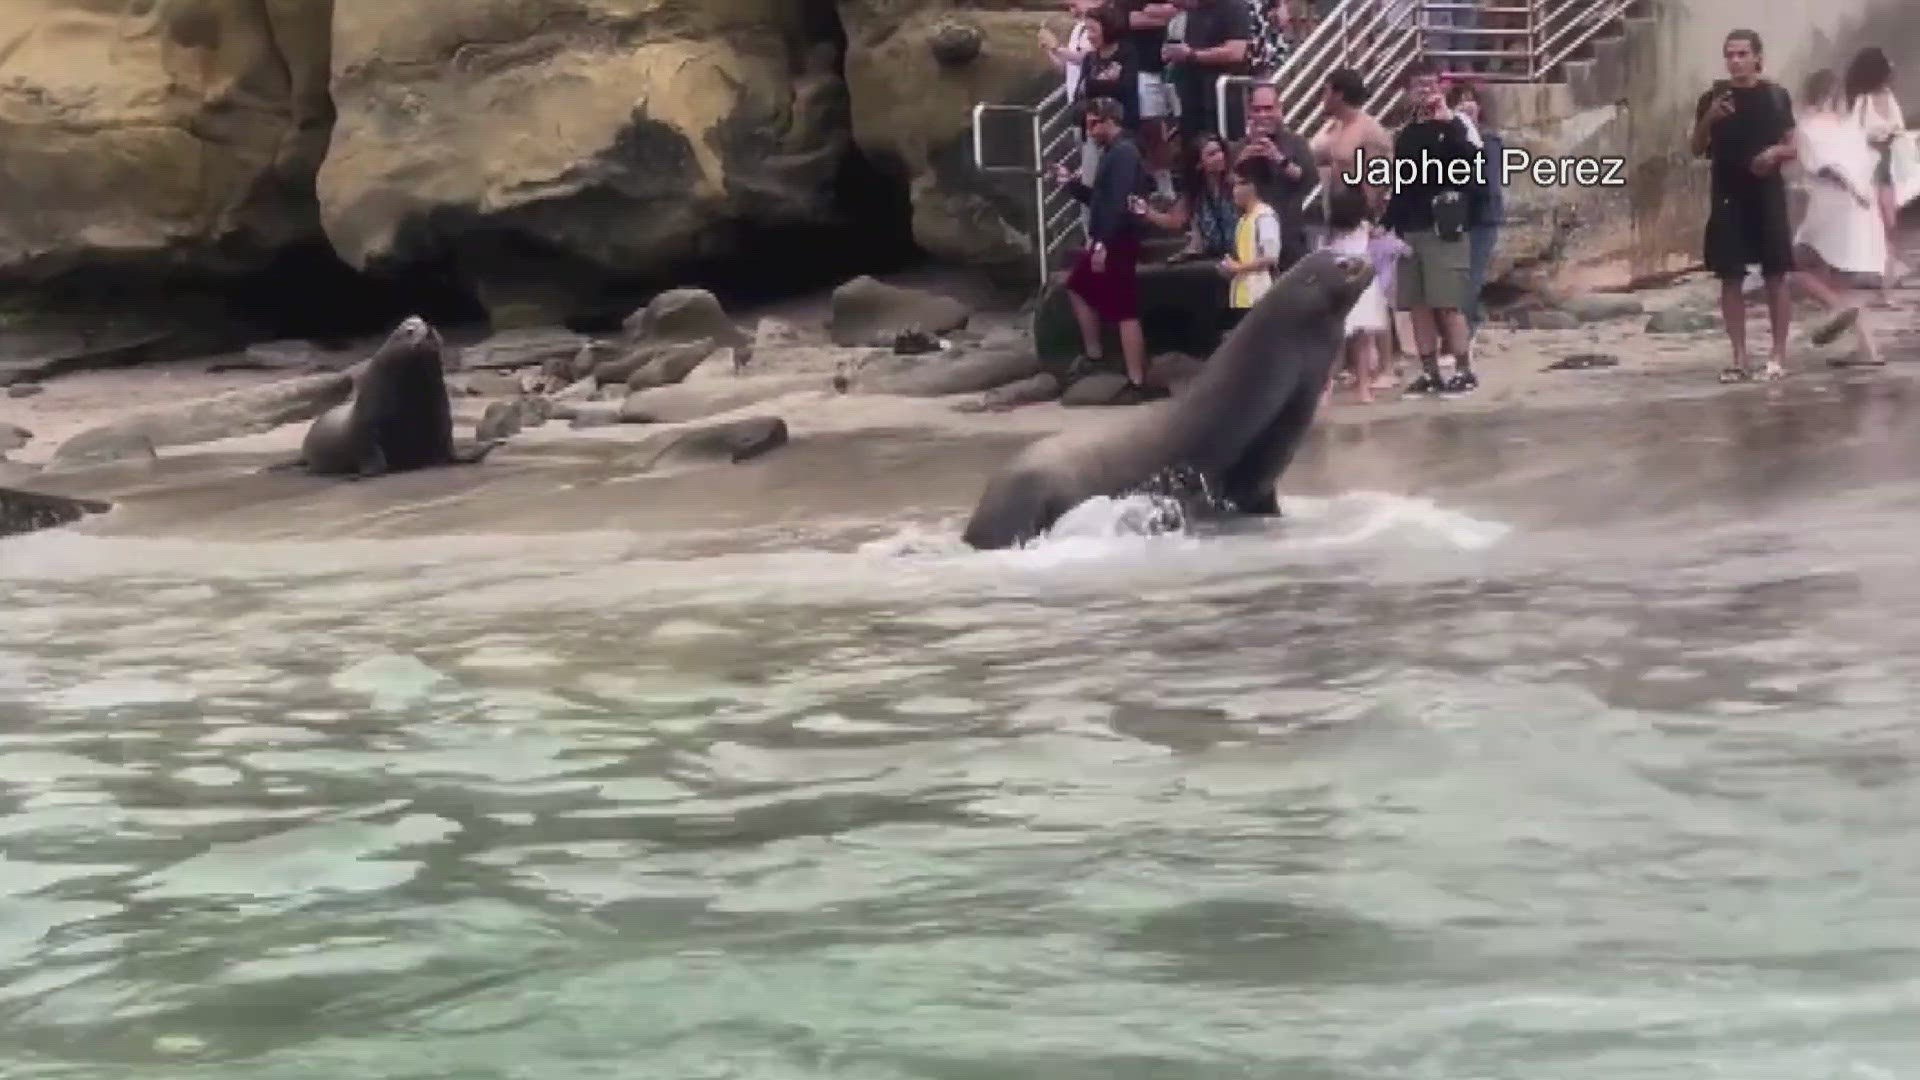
left=5, top=245, right=1918, bottom=545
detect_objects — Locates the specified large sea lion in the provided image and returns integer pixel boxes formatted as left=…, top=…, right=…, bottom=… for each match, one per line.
left=960, top=250, right=1370, bottom=549
left=295, top=316, right=498, bottom=478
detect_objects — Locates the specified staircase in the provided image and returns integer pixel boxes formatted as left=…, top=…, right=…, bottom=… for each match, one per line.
left=971, top=0, right=1647, bottom=289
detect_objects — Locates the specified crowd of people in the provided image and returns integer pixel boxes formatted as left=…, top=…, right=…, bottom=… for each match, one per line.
left=1692, top=31, right=1912, bottom=382
left=1038, top=0, right=1504, bottom=405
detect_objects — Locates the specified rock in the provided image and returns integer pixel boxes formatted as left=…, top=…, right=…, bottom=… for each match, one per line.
left=1558, top=295, right=1645, bottom=323
left=1544, top=353, right=1621, bottom=371
left=625, top=416, right=790, bottom=471
left=520, top=397, right=554, bottom=426
left=753, top=316, right=808, bottom=352
left=1646, top=309, right=1719, bottom=334
left=458, top=329, right=588, bottom=372
left=842, top=345, right=1040, bottom=397
left=476, top=401, right=525, bottom=442
left=0, top=329, right=188, bottom=387
left=828, top=276, right=970, bottom=347
left=1147, top=352, right=1206, bottom=390
left=627, top=339, right=721, bottom=390
left=836, top=6, right=1058, bottom=266
left=1513, top=309, right=1580, bottom=331
left=318, top=5, right=860, bottom=324
left=953, top=371, right=1061, bottom=413
left=623, top=290, right=748, bottom=348
left=0, top=424, right=30, bottom=453
left=1059, top=371, right=1134, bottom=406
left=620, top=375, right=823, bottom=424
left=544, top=343, right=609, bottom=386
left=594, top=339, right=683, bottom=385
left=7, top=384, right=43, bottom=399
left=213, top=340, right=331, bottom=374
left=47, top=432, right=159, bottom=471
left=463, top=371, right=523, bottom=398
left=0, top=486, right=113, bottom=539
left=50, top=372, right=350, bottom=461
left=552, top=402, right=622, bottom=429
left=553, top=376, right=598, bottom=402
left=0, top=1, right=335, bottom=292
left=929, top=20, right=985, bottom=65
left=893, top=328, right=943, bottom=355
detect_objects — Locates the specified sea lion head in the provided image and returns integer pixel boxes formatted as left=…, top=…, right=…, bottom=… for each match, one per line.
left=390, top=315, right=440, bottom=350
left=1244, top=249, right=1373, bottom=331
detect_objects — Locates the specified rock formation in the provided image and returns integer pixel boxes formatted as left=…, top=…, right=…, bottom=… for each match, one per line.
left=0, top=0, right=338, bottom=313
left=0, top=1, right=1057, bottom=330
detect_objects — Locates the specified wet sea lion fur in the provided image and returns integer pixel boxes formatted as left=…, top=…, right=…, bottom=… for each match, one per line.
left=961, top=250, right=1370, bottom=549
left=292, top=316, right=498, bottom=478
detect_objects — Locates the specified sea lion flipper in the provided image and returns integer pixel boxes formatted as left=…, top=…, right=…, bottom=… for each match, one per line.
left=352, top=444, right=388, bottom=480
left=257, top=455, right=308, bottom=474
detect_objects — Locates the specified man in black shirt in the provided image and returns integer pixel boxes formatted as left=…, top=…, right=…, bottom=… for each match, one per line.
left=1690, top=28, right=1797, bottom=382
left=1127, top=1, right=1180, bottom=196
left=1381, top=59, right=1484, bottom=395
left=1162, top=0, right=1251, bottom=138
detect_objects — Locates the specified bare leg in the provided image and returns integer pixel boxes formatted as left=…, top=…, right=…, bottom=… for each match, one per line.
left=1408, top=306, right=1439, bottom=358
left=1353, top=333, right=1378, bottom=403
left=1719, top=277, right=1749, bottom=375
left=1794, top=260, right=1879, bottom=364
left=1373, top=328, right=1399, bottom=385
left=1762, top=273, right=1791, bottom=378
left=1879, top=183, right=1900, bottom=302
left=1437, top=308, right=1471, bottom=363
left=1068, top=290, right=1103, bottom=360
left=1117, top=319, right=1148, bottom=385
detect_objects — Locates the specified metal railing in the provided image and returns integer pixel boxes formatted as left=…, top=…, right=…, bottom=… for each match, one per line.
left=974, top=0, right=1641, bottom=288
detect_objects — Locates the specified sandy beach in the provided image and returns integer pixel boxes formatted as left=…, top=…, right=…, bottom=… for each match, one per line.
left=4, top=238, right=1917, bottom=542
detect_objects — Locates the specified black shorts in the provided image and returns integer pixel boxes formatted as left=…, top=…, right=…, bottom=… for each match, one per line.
left=1703, top=186, right=1794, bottom=279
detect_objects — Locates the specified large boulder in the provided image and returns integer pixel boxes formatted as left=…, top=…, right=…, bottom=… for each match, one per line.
left=0, top=1, right=335, bottom=290
left=836, top=3, right=1056, bottom=267
left=318, top=1, right=855, bottom=323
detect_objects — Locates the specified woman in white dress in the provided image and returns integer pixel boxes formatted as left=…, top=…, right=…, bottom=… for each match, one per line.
left=1320, top=185, right=1397, bottom=403
left=1843, top=48, right=1907, bottom=300
left=1790, top=68, right=1885, bottom=366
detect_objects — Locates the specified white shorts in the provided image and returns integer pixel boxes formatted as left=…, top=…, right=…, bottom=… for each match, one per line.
left=1138, top=72, right=1174, bottom=120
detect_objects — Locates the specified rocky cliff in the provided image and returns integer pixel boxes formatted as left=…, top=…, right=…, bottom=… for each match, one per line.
left=0, top=0, right=1054, bottom=331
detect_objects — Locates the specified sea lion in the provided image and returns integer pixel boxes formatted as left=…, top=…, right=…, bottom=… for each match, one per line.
left=960, top=250, right=1370, bottom=549
left=295, top=316, right=498, bottom=478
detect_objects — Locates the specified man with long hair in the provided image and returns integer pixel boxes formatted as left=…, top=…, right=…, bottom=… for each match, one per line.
left=1689, top=28, right=1798, bottom=382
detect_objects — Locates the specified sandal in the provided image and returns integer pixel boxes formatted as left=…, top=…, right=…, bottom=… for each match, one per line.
left=1717, top=366, right=1752, bottom=383
left=1759, top=361, right=1786, bottom=381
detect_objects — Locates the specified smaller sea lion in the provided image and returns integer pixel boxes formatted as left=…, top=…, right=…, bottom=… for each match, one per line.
left=292, top=316, right=499, bottom=478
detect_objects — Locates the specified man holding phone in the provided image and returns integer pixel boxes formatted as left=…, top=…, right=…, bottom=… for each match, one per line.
left=1381, top=59, right=1483, bottom=396
left=1231, top=83, right=1315, bottom=271
left=1690, top=28, right=1797, bottom=383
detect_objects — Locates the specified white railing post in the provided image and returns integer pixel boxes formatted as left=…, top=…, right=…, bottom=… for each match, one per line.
left=1032, top=109, right=1049, bottom=289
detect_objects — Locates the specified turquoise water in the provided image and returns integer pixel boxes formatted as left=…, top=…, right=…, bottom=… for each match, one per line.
left=4, top=386, right=1920, bottom=1079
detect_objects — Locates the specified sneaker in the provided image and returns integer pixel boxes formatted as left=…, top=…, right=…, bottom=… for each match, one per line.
left=1405, top=372, right=1444, bottom=395
left=1442, top=369, right=1478, bottom=394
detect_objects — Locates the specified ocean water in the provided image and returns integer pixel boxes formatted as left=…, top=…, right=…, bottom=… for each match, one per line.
left=3, top=378, right=1920, bottom=1079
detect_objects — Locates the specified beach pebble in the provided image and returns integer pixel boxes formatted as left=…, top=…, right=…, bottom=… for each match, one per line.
left=1645, top=309, right=1718, bottom=334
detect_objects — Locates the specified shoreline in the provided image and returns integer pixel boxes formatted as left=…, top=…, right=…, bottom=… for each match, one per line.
left=5, top=250, right=1918, bottom=545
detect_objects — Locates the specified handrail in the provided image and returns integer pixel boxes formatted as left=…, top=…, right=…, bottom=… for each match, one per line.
left=974, top=0, right=1643, bottom=289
